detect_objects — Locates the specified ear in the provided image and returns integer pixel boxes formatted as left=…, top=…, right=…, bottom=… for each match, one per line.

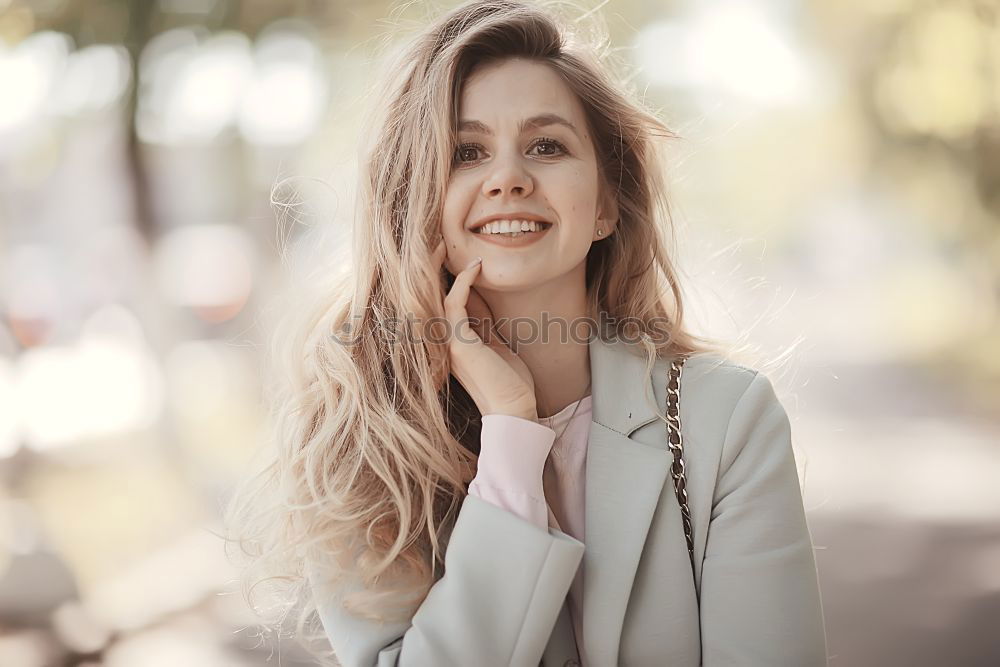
left=595, top=182, right=620, bottom=240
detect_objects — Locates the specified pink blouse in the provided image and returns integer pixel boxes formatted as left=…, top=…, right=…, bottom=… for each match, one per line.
left=467, top=395, right=593, bottom=666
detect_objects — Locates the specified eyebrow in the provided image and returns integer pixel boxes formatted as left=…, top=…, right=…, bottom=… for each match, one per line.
left=457, top=113, right=580, bottom=138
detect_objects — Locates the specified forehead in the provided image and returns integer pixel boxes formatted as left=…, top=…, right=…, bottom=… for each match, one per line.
left=457, top=58, right=587, bottom=129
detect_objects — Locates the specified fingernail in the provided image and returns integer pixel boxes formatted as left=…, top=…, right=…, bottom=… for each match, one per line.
left=464, top=256, right=482, bottom=270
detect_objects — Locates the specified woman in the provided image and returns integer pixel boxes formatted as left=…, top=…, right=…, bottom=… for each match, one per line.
left=227, top=1, right=828, bottom=666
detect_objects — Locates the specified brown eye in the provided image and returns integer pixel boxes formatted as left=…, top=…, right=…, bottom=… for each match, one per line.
left=455, top=144, right=483, bottom=163
left=529, top=137, right=568, bottom=157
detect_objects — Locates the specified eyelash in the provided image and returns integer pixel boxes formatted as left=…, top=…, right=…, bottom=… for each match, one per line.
left=454, top=137, right=569, bottom=165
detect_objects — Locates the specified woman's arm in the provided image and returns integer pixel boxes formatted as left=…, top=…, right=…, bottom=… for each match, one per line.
left=699, top=371, right=829, bottom=666
left=310, top=423, right=580, bottom=667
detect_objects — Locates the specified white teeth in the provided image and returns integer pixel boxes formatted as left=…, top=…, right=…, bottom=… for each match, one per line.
left=476, top=219, right=548, bottom=235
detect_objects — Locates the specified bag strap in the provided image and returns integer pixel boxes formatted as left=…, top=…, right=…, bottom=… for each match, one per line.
left=666, top=355, right=695, bottom=575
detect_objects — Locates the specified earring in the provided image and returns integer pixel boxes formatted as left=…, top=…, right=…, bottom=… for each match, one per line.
left=597, top=228, right=604, bottom=237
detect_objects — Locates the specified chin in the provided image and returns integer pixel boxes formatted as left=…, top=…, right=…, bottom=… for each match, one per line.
left=474, top=268, right=546, bottom=293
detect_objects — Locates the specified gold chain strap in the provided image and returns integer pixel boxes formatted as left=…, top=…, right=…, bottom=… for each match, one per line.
left=666, top=356, right=694, bottom=568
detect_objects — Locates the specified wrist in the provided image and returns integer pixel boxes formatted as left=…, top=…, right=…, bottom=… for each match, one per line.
left=487, top=404, right=538, bottom=422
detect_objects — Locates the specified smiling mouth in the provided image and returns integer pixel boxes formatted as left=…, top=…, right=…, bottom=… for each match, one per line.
left=471, top=219, right=553, bottom=237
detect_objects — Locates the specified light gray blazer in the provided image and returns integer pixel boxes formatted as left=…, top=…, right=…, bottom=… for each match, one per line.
left=313, top=335, right=828, bottom=666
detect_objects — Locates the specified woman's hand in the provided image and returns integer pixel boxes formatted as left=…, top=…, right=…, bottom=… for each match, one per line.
left=434, top=239, right=538, bottom=421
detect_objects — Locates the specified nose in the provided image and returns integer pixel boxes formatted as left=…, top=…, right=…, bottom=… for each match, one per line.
left=482, top=153, right=533, bottom=199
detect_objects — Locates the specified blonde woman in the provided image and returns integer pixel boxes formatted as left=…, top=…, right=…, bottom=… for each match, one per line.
left=227, top=1, right=828, bottom=665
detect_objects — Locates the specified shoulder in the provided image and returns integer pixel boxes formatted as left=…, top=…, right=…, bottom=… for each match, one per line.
left=668, top=354, right=791, bottom=474
left=597, top=339, right=788, bottom=454
left=650, top=352, right=791, bottom=471
left=678, top=353, right=761, bottom=395
left=652, top=352, right=767, bottom=418
left=683, top=353, right=787, bottom=422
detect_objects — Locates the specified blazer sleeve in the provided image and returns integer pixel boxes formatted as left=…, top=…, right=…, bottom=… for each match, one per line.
left=700, top=371, right=829, bottom=667
left=311, top=492, right=585, bottom=667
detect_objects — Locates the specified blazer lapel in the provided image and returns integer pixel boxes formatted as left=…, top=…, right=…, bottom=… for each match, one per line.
left=581, top=336, right=670, bottom=665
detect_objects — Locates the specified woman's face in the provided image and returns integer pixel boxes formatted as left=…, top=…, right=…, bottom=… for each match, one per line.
left=441, top=57, right=612, bottom=291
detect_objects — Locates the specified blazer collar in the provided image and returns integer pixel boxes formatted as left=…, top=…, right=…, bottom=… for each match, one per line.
left=588, top=335, right=661, bottom=437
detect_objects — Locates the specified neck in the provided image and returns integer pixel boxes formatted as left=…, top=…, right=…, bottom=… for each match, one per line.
left=474, top=261, right=592, bottom=419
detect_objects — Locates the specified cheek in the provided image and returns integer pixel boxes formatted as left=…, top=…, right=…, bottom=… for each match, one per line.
left=442, top=178, right=476, bottom=234
left=554, top=167, right=599, bottom=214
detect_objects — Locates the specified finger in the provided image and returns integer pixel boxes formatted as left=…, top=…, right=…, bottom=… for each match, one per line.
left=465, top=286, right=508, bottom=345
left=445, top=256, right=482, bottom=298
left=444, top=257, right=482, bottom=343
left=465, top=285, right=491, bottom=324
left=444, top=257, right=481, bottom=316
left=465, top=286, right=499, bottom=345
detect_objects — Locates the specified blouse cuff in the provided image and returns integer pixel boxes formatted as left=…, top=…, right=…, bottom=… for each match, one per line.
left=471, top=414, right=556, bottom=504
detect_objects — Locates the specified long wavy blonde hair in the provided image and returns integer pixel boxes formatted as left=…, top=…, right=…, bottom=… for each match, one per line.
left=226, top=0, right=727, bottom=661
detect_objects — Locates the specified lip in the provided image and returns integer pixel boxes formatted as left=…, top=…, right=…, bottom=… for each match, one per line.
left=472, top=223, right=552, bottom=247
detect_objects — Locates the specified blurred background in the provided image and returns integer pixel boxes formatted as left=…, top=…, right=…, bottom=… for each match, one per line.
left=0, top=0, right=997, bottom=665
